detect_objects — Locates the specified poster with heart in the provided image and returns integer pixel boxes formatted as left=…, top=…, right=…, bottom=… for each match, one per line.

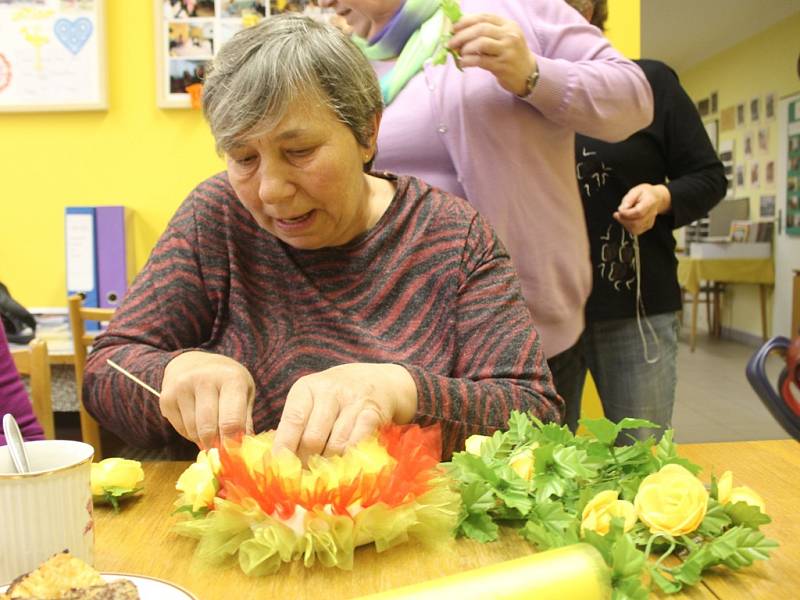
left=0, top=0, right=106, bottom=112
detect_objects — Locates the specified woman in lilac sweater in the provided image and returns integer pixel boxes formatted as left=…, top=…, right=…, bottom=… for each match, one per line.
left=0, top=320, right=45, bottom=445
left=321, top=0, right=654, bottom=410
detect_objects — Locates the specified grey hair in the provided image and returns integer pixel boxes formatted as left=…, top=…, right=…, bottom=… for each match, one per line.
left=202, top=14, right=383, bottom=157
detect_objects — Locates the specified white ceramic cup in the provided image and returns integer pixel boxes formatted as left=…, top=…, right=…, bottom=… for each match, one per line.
left=0, top=439, right=95, bottom=584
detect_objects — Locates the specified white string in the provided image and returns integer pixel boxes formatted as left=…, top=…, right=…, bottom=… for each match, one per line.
left=633, top=234, right=661, bottom=364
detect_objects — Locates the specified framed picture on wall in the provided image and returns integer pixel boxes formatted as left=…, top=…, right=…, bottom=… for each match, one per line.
left=155, top=0, right=333, bottom=109
left=0, top=0, right=107, bottom=112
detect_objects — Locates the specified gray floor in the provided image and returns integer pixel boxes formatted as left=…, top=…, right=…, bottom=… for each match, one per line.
left=672, top=326, right=790, bottom=443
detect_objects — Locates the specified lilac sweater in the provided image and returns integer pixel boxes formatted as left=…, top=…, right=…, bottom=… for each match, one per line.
left=373, top=0, right=654, bottom=357
left=0, top=321, right=45, bottom=445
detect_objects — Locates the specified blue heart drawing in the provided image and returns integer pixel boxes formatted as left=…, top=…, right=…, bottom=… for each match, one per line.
left=54, top=17, right=93, bottom=55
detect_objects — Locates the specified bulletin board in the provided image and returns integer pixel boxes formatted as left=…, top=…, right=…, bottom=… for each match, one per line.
left=155, top=1, right=331, bottom=109
left=0, top=0, right=107, bottom=112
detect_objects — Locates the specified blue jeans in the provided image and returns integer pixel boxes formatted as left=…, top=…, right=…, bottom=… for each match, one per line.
left=549, top=312, right=680, bottom=442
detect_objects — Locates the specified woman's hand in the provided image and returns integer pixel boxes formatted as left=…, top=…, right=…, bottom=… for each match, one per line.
left=272, top=363, right=418, bottom=463
left=614, top=184, right=672, bottom=236
left=160, top=351, right=255, bottom=449
left=448, top=13, right=536, bottom=97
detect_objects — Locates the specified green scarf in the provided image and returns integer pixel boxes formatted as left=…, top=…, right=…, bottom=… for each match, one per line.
left=353, top=0, right=445, bottom=105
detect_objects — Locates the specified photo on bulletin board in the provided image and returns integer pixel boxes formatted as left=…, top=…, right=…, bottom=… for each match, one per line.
left=0, top=0, right=107, bottom=112
left=750, top=97, right=760, bottom=123
left=760, top=194, right=775, bottom=218
left=155, top=0, right=333, bottom=109
left=736, top=103, right=745, bottom=126
left=765, top=93, right=775, bottom=120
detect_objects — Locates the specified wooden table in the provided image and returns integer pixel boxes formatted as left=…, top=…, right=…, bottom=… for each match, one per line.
left=92, top=440, right=798, bottom=599
left=677, top=256, right=774, bottom=351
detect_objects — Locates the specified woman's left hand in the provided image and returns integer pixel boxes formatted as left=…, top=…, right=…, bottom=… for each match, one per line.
left=614, top=183, right=672, bottom=236
left=448, top=13, right=536, bottom=97
left=272, top=363, right=418, bottom=463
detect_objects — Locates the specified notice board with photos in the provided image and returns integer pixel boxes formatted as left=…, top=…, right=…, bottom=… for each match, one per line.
left=155, top=0, right=332, bottom=109
left=0, top=0, right=107, bottom=112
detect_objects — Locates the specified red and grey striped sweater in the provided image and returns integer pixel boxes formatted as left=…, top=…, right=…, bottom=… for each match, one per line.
left=84, top=173, right=562, bottom=457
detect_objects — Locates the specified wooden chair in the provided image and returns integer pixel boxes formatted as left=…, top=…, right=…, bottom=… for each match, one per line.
left=11, top=339, right=56, bottom=439
left=67, top=295, right=115, bottom=458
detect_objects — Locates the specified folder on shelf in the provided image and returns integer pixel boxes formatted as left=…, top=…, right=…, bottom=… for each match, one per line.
left=65, top=206, right=99, bottom=309
left=95, top=206, right=134, bottom=308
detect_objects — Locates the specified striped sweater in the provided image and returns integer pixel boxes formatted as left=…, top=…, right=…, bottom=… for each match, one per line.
left=83, top=173, right=562, bottom=457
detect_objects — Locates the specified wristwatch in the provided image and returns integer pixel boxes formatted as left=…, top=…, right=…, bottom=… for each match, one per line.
left=516, top=63, right=540, bottom=99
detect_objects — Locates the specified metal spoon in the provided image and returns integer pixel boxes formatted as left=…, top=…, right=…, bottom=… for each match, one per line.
left=3, top=413, right=31, bottom=474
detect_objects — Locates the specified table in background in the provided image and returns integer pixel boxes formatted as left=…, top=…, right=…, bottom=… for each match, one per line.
left=94, top=440, right=798, bottom=600
left=677, top=256, right=774, bottom=351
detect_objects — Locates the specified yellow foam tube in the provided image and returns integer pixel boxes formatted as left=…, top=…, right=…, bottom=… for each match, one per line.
left=356, top=543, right=612, bottom=600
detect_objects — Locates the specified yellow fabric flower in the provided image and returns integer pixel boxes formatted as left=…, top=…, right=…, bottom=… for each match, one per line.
left=508, top=443, right=539, bottom=481
left=176, top=451, right=219, bottom=512
left=90, top=458, right=144, bottom=496
left=634, top=464, right=708, bottom=536
left=240, top=432, right=272, bottom=475
left=581, top=490, right=636, bottom=535
left=464, top=434, right=491, bottom=455
left=717, top=470, right=766, bottom=513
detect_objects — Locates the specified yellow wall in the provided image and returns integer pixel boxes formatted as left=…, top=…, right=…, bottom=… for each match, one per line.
left=679, top=13, right=800, bottom=339
left=0, top=1, right=223, bottom=308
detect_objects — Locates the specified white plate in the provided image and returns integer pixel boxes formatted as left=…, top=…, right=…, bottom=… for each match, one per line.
left=1, top=572, right=198, bottom=599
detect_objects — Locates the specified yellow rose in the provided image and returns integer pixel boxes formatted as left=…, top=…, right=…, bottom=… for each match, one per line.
left=634, top=464, right=708, bottom=536
left=581, top=490, right=636, bottom=536
left=91, top=458, right=144, bottom=496
left=508, top=443, right=539, bottom=481
left=717, top=471, right=765, bottom=513
left=464, top=434, right=491, bottom=455
left=176, top=450, right=219, bottom=512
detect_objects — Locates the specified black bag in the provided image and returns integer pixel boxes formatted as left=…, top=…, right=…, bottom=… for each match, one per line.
left=0, top=281, right=36, bottom=344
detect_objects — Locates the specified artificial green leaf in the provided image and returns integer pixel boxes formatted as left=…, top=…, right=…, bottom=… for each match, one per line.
left=459, top=511, right=499, bottom=542
left=697, top=499, right=731, bottom=537
left=533, top=472, right=566, bottom=502
left=553, top=445, right=597, bottom=479
left=616, top=418, right=660, bottom=432
left=611, top=576, right=650, bottom=600
left=611, top=533, right=646, bottom=580
left=647, top=566, right=682, bottom=594
left=724, top=501, right=772, bottom=529
left=494, top=476, right=533, bottom=514
left=458, top=480, right=495, bottom=513
left=519, top=521, right=562, bottom=550
left=451, top=452, right=499, bottom=484
left=580, top=418, right=619, bottom=446
left=441, top=0, right=462, bottom=23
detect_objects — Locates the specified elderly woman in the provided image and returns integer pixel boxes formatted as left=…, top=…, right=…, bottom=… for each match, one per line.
left=83, top=14, right=561, bottom=459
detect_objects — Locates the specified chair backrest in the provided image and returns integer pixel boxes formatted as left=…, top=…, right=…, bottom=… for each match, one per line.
left=11, top=339, right=55, bottom=439
left=67, top=295, right=115, bottom=458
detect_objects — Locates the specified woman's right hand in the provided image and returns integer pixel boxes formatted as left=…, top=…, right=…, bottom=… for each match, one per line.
left=160, top=351, right=255, bottom=449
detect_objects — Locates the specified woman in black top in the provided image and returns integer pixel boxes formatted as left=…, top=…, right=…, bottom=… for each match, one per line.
left=564, top=0, right=727, bottom=440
